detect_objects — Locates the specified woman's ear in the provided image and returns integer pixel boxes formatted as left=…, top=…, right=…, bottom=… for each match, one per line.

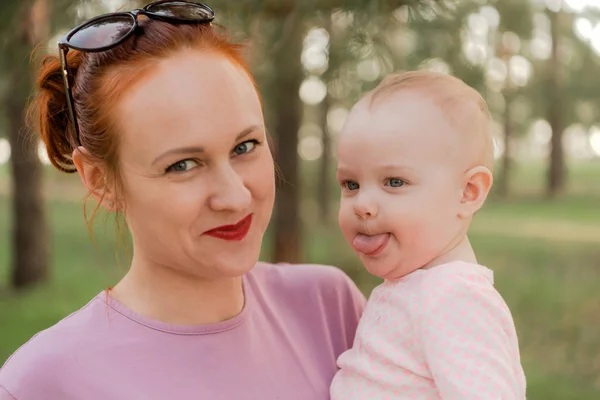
left=72, top=147, right=117, bottom=211
left=458, top=165, right=493, bottom=219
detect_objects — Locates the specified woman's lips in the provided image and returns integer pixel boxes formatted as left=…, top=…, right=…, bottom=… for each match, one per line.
left=204, top=214, right=253, bottom=241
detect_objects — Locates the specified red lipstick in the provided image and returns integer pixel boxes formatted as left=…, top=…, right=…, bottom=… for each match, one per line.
left=204, top=214, right=253, bottom=241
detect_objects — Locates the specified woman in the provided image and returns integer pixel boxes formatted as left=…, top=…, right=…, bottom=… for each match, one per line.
left=0, top=2, right=365, bottom=399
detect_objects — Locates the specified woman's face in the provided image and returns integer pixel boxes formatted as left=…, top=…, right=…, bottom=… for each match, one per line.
left=112, top=49, right=275, bottom=279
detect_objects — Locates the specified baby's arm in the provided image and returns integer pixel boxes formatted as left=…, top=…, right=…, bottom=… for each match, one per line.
left=420, top=274, right=526, bottom=399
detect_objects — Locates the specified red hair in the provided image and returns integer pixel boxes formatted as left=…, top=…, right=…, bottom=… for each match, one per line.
left=28, top=20, right=258, bottom=227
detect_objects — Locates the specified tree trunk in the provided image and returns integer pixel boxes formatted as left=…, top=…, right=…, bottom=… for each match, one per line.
left=8, top=0, right=49, bottom=289
left=546, top=10, right=566, bottom=198
left=495, top=35, right=517, bottom=198
left=272, top=11, right=304, bottom=263
left=497, top=91, right=513, bottom=197
left=318, top=95, right=331, bottom=222
left=317, top=15, right=333, bottom=223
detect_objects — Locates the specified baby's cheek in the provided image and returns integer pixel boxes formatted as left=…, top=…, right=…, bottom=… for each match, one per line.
left=337, top=207, right=354, bottom=235
left=392, top=215, right=427, bottom=247
left=389, top=205, right=418, bottom=227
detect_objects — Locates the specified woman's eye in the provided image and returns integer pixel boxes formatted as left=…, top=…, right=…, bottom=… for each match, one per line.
left=233, top=140, right=258, bottom=156
left=166, top=159, right=199, bottom=173
left=387, top=178, right=405, bottom=188
left=344, top=181, right=360, bottom=191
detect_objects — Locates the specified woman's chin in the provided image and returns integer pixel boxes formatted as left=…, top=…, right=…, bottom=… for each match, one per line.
left=200, top=243, right=262, bottom=279
left=217, top=259, right=258, bottom=278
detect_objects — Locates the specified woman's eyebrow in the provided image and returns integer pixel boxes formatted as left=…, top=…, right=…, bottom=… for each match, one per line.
left=151, top=124, right=264, bottom=166
left=235, top=124, right=263, bottom=141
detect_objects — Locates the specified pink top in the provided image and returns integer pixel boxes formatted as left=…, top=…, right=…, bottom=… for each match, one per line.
left=331, top=261, right=526, bottom=399
left=0, top=262, right=366, bottom=400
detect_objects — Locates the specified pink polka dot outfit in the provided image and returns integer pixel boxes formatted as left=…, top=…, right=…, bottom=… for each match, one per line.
left=331, top=262, right=526, bottom=399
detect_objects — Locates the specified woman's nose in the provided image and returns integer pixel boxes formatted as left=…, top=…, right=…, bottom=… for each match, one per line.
left=208, top=166, right=252, bottom=212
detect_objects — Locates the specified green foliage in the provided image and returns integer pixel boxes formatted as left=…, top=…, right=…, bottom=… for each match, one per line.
left=494, top=0, right=534, bottom=39
left=408, top=1, right=486, bottom=88
left=212, top=0, right=444, bottom=15
left=0, top=0, right=76, bottom=132
left=519, top=8, right=600, bottom=133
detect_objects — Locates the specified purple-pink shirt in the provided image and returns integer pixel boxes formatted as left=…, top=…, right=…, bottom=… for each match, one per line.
left=0, top=262, right=365, bottom=400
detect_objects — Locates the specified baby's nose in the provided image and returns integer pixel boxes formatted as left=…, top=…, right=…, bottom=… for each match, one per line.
left=353, top=197, right=378, bottom=220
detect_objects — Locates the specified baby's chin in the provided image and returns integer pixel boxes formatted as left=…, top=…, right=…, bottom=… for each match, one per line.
left=360, top=256, right=416, bottom=281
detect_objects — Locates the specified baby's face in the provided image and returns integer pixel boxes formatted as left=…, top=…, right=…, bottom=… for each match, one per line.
left=336, top=92, right=468, bottom=280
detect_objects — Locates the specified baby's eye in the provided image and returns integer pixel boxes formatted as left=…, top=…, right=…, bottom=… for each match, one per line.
left=386, top=178, right=405, bottom=188
left=232, top=140, right=259, bottom=156
left=344, top=180, right=360, bottom=191
left=166, top=159, right=199, bottom=173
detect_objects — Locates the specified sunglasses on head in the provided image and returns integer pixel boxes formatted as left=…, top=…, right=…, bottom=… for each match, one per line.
left=58, top=0, right=215, bottom=145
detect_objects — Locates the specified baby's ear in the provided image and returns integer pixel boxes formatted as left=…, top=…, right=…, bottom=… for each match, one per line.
left=458, top=166, right=493, bottom=218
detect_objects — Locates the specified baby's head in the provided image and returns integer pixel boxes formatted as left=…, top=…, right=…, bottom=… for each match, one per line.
left=336, top=70, right=494, bottom=280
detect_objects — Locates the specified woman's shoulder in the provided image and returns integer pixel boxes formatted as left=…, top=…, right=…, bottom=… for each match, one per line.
left=0, top=295, right=105, bottom=395
left=249, top=261, right=366, bottom=313
left=251, top=261, right=361, bottom=293
left=249, top=262, right=366, bottom=354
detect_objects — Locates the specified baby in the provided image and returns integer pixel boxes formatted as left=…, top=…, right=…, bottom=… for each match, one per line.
left=330, top=71, right=526, bottom=399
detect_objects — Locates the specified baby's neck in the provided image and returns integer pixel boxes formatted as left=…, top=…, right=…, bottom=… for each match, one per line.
left=423, top=235, right=477, bottom=270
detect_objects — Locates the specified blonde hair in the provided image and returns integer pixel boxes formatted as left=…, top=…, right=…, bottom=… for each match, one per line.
left=368, top=70, right=495, bottom=171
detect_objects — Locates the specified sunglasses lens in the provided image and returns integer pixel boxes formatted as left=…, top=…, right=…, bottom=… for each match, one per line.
left=68, top=15, right=134, bottom=49
left=146, top=1, right=214, bottom=20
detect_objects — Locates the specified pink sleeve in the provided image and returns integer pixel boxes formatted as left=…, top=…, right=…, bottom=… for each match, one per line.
left=0, top=386, right=17, bottom=400
left=420, top=275, right=526, bottom=399
left=337, top=269, right=367, bottom=348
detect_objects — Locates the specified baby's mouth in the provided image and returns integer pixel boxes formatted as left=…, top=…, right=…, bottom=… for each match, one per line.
left=352, top=232, right=391, bottom=256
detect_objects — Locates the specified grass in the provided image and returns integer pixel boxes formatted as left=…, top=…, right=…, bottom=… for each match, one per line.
left=0, top=198, right=122, bottom=364
left=1, top=160, right=600, bottom=398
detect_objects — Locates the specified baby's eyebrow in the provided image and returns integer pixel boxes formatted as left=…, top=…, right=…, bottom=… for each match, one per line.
left=336, top=166, right=353, bottom=176
left=376, top=164, right=416, bottom=173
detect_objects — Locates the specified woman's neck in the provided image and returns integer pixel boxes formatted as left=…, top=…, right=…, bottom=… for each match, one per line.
left=110, top=255, right=245, bottom=326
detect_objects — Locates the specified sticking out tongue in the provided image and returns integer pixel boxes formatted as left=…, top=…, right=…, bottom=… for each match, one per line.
left=352, top=233, right=390, bottom=255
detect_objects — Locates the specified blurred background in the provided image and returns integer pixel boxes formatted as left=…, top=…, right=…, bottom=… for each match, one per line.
left=1, top=0, right=599, bottom=398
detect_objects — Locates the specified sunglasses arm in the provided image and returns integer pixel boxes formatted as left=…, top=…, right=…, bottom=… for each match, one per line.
left=58, top=46, right=82, bottom=146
